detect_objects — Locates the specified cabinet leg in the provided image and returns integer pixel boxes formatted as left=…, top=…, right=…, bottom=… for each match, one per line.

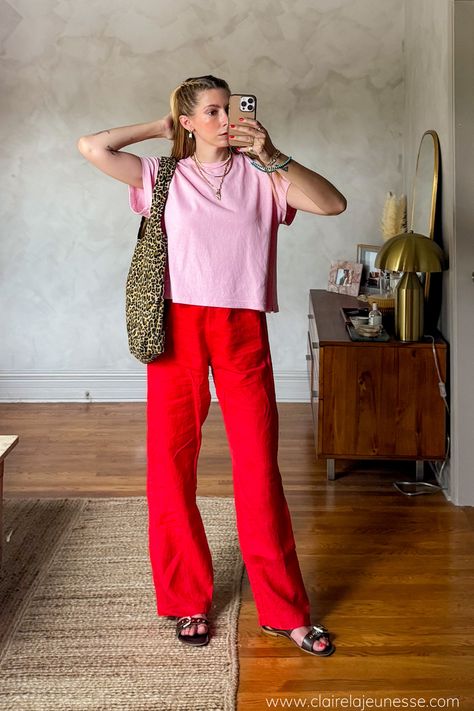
left=415, top=460, right=424, bottom=482
left=327, top=459, right=336, bottom=480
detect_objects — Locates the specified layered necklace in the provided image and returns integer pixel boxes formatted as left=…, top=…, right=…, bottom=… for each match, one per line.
left=191, top=149, right=233, bottom=201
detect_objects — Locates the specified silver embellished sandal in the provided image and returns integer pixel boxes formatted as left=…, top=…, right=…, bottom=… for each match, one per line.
left=176, top=615, right=210, bottom=647
left=261, top=623, right=335, bottom=657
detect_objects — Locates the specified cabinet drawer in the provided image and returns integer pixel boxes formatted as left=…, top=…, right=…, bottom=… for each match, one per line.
left=306, top=330, right=313, bottom=393
left=306, top=331, right=320, bottom=451
left=306, top=331, right=318, bottom=400
left=307, top=329, right=319, bottom=389
left=308, top=300, right=319, bottom=352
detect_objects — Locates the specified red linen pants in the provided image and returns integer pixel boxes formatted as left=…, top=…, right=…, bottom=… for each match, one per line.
left=146, top=299, right=311, bottom=628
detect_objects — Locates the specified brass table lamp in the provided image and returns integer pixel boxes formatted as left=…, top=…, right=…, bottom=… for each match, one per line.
left=374, top=230, right=446, bottom=341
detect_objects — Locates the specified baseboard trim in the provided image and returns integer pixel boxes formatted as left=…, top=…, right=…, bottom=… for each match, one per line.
left=0, top=371, right=310, bottom=403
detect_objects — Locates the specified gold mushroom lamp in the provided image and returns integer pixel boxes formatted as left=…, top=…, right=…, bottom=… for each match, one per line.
left=374, top=230, right=446, bottom=341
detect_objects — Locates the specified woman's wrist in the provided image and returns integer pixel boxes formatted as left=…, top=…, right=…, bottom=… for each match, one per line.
left=273, top=152, right=291, bottom=171
left=259, top=148, right=290, bottom=168
left=259, top=148, right=281, bottom=166
left=156, top=114, right=175, bottom=141
left=252, top=149, right=291, bottom=173
left=155, top=118, right=168, bottom=139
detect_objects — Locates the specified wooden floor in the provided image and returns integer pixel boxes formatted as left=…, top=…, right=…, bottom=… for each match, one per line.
left=1, top=402, right=473, bottom=708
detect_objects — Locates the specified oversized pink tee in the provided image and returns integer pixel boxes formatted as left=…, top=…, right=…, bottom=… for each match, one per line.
left=128, top=152, right=297, bottom=312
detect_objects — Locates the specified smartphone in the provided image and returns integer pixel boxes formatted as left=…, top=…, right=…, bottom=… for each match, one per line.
left=228, top=94, right=257, bottom=147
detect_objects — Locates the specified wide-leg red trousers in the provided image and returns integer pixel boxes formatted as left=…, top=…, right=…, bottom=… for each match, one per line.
left=146, top=299, right=311, bottom=628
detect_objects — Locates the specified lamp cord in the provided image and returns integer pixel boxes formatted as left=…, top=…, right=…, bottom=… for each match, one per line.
left=423, top=333, right=449, bottom=414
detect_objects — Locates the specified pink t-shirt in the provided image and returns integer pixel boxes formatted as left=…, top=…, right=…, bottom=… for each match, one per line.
left=128, top=152, right=297, bottom=312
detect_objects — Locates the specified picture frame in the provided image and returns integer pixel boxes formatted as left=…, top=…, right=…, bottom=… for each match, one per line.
left=327, top=260, right=363, bottom=296
left=356, top=243, right=383, bottom=294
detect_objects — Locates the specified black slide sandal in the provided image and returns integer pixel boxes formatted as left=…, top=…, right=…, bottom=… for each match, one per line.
left=261, top=623, right=335, bottom=657
left=176, top=616, right=210, bottom=647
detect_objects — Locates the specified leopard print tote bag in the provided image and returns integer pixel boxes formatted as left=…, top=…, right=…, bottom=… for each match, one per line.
left=125, top=156, right=177, bottom=364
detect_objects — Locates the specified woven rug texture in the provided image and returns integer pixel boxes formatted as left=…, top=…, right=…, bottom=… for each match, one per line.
left=0, top=496, right=244, bottom=711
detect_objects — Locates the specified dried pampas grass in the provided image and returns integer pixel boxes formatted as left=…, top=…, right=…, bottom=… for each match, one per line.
left=381, top=192, right=407, bottom=241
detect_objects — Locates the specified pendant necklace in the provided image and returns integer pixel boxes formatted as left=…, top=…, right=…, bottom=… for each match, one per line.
left=192, top=150, right=233, bottom=200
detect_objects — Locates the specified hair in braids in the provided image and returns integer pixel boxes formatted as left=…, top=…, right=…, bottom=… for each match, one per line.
left=169, top=75, right=232, bottom=160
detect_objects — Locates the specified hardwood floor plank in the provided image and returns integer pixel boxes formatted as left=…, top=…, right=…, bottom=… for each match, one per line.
left=0, top=402, right=472, bottom=707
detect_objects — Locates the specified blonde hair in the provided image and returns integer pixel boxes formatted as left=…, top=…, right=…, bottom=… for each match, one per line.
left=169, top=75, right=233, bottom=160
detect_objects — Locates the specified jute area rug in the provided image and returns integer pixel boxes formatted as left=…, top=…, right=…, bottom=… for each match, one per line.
left=0, top=497, right=245, bottom=711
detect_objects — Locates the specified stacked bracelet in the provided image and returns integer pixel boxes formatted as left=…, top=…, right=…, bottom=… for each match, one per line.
left=250, top=154, right=292, bottom=173
left=266, top=149, right=283, bottom=167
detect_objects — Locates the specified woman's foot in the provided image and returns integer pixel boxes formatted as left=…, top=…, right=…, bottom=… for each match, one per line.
left=176, top=613, right=210, bottom=646
left=261, top=622, right=335, bottom=656
left=177, top=613, right=208, bottom=637
left=289, top=625, right=331, bottom=653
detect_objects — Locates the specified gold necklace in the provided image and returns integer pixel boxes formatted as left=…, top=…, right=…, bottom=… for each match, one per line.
left=192, top=152, right=233, bottom=200
left=193, top=150, right=232, bottom=178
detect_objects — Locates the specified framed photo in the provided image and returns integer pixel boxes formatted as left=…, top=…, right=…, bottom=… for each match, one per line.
left=357, top=244, right=382, bottom=294
left=327, top=260, right=363, bottom=296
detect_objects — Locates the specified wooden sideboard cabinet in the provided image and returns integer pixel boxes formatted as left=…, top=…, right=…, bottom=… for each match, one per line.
left=306, top=289, right=448, bottom=480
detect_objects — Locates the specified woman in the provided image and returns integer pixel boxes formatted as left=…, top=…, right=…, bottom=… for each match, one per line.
left=77, top=74, right=346, bottom=656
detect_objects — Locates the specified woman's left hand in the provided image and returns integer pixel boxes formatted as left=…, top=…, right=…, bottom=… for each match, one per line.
left=230, top=118, right=277, bottom=164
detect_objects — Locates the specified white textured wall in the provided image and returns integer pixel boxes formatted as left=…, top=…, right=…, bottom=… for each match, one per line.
left=1, top=0, right=404, bottom=398
left=404, top=0, right=474, bottom=506
left=452, top=0, right=474, bottom=506
left=403, top=0, right=454, bottom=340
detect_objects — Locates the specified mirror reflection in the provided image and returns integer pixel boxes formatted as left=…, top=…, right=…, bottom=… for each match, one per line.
left=410, top=130, right=440, bottom=298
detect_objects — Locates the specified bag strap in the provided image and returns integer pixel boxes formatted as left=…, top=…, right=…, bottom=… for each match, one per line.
left=149, top=156, right=178, bottom=223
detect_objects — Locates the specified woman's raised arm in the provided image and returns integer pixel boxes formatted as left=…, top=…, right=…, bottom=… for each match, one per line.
left=76, top=115, right=174, bottom=188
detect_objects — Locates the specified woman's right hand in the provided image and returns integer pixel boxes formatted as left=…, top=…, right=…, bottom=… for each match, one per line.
left=159, top=113, right=175, bottom=141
